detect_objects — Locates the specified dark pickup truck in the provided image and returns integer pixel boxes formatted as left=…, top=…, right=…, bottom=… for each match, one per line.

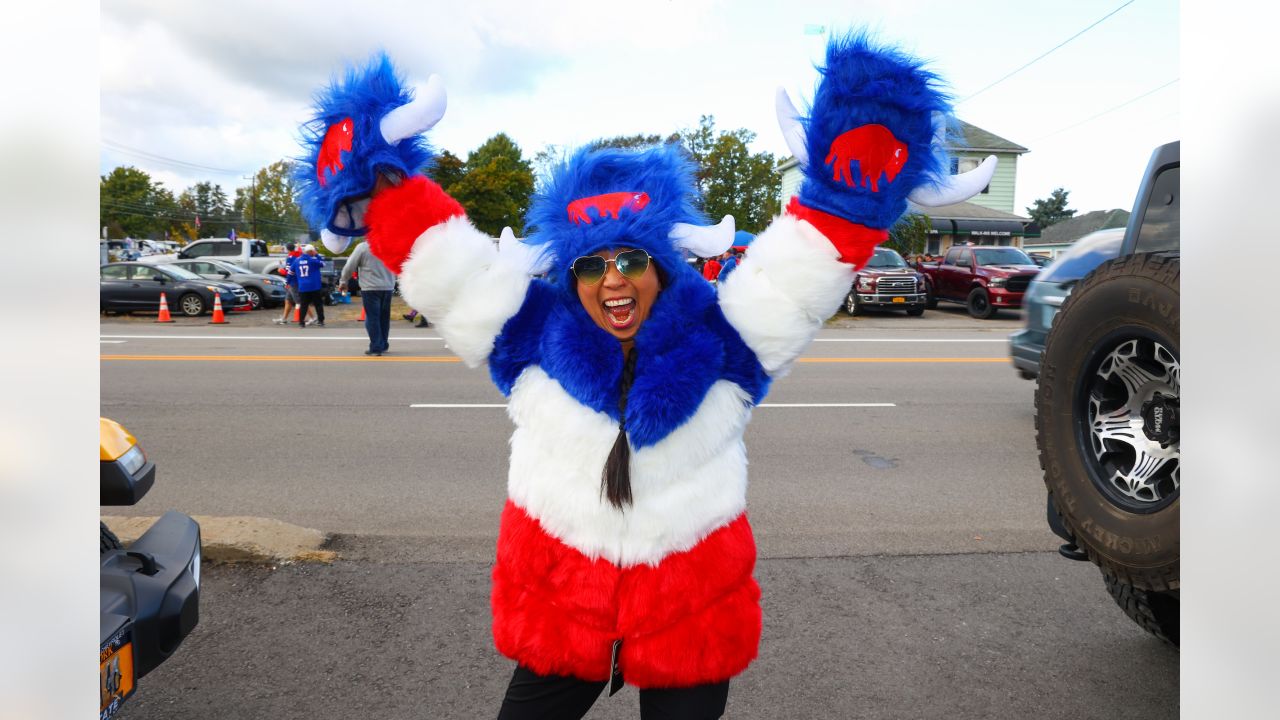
left=916, top=245, right=1042, bottom=318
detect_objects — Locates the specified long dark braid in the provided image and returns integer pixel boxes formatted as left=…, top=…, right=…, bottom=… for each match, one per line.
left=602, top=347, right=639, bottom=509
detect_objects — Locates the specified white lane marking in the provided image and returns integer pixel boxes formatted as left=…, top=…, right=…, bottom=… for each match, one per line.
left=100, top=335, right=443, bottom=341
left=100, top=340, right=127, bottom=344
left=411, top=402, right=895, bottom=409
left=410, top=404, right=508, bottom=408
left=813, top=338, right=1007, bottom=342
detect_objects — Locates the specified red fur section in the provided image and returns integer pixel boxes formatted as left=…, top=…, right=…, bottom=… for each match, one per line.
left=364, top=174, right=465, bottom=274
left=786, top=195, right=887, bottom=269
left=490, top=501, right=762, bottom=687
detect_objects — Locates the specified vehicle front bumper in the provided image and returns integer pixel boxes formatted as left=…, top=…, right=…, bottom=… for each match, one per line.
left=855, top=292, right=927, bottom=308
left=100, top=511, right=201, bottom=680
left=1008, top=329, right=1044, bottom=378
left=987, top=287, right=1026, bottom=308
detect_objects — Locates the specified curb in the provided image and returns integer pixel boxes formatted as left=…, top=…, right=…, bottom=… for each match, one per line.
left=102, top=515, right=336, bottom=565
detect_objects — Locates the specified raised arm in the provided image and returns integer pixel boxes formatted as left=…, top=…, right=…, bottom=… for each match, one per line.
left=718, top=33, right=997, bottom=377
left=293, top=54, right=549, bottom=368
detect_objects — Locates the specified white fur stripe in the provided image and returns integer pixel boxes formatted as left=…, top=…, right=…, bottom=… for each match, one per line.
left=506, top=366, right=752, bottom=567
left=717, top=215, right=854, bottom=376
left=397, top=217, right=532, bottom=368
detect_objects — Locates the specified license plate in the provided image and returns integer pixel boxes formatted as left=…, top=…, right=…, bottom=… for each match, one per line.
left=892, top=296, right=905, bottom=303
left=100, top=630, right=136, bottom=719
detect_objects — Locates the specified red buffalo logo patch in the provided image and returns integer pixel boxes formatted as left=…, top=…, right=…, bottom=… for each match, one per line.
left=317, top=117, right=354, bottom=187
left=567, top=192, right=650, bottom=225
left=826, top=124, right=908, bottom=192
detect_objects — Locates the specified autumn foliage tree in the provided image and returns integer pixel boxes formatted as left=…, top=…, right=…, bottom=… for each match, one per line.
left=449, top=133, right=535, bottom=236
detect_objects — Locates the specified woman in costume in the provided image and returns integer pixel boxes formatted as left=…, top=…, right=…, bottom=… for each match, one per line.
left=296, top=33, right=995, bottom=720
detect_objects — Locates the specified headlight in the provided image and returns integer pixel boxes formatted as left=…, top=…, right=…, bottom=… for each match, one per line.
left=118, top=445, right=146, bottom=476
left=988, top=277, right=1006, bottom=288
left=206, top=285, right=221, bottom=293
left=857, top=277, right=874, bottom=291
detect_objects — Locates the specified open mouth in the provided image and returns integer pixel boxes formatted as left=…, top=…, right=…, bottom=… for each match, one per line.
left=603, top=297, right=636, bottom=329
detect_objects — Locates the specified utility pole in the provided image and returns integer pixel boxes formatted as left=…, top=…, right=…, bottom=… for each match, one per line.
left=243, top=173, right=258, bottom=239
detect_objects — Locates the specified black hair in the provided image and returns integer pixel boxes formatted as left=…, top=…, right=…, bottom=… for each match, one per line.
left=601, top=347, right=639, bottom=509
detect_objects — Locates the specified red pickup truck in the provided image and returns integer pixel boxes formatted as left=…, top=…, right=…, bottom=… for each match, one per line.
left=916, top=245, right=1041, bottom=319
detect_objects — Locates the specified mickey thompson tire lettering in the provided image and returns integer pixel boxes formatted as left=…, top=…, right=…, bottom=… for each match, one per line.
left=1034, top=253, right=1180, bottom=593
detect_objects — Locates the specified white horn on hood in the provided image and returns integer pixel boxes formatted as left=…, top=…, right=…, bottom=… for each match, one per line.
left=775, top=87, right=809, bottom=166
left=670, top=215, right=735, bottom=258
left=380, top=74, right=447, bottom=145
left=907, top=112, right=998, bottom=207
left=320, top=228, right=352, bottom=255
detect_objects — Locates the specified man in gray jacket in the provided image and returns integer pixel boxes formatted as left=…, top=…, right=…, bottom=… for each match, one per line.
left=339, top=240, right=397, bottom=356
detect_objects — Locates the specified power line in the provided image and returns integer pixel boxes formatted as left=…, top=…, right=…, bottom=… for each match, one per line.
left=101, top=138, right=252, bottom=176
left=1032, top=78, right=1178, bottom=142
left=955, top=0, right=1136, bottom=105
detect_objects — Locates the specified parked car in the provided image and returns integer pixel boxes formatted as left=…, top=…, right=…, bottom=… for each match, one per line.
left=1035, top=141, right=1180, bottom=645
left=916, top=245, right=1041, bottom=319
left=843, top=247, right=928, bottom=316
left=101, top=417, right=201, bottom=718
left=169, top=259, right=289, bottom=309
left=100, top=262, right=251, bottom=317
left=1028, top=253, right=1052, bottom=267
left=1008, top=228, right=1125, bottom=379
left=142, top=237, right=291, bottom=275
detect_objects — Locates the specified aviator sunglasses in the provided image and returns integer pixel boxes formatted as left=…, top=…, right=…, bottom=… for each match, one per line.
left=570, top=249, right=651, bottom=285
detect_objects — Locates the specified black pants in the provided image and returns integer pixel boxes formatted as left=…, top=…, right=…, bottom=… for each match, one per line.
left=497, top=665, right=729, bottom=720
left=297, top=289, right=325, bottom=325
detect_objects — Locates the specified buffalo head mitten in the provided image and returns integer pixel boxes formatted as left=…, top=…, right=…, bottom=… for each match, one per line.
left=776, top=32, right=998, bottom=268
left=294, top=52, right=460, bottom=268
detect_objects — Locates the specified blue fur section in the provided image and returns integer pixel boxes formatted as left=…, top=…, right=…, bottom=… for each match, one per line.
left=525, top=144, right=706, bottom=293
left=294, top=53, right=436, bottom=233
left=799, top=31, right=953, bottom=229
left=490, top=269, right=770, bottom=449
left=489, top=281, right=555, bottom=396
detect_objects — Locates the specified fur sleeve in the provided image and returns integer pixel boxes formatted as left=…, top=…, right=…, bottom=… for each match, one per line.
left=715, top=214, right=855, bottom=377
left=397, top=216, right=534, bottom=368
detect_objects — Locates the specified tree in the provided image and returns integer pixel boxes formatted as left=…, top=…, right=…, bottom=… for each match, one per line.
left=885, top=213, right=931, bottom=258
left=429, top=150, right=466, bottom=194
left=449, top=133, right=535, bottom=236
left=234, top=160, right=308, bottom=242
left=678, top=116, right=781, bottom=234
left=100, top=166, right=160, bottom=239
left=178, top=181, right=234, bottom=240
left=1026, top=188, right=1077, bottom=229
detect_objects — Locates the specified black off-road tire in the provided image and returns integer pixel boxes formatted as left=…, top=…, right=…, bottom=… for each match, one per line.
left=1036, top=252, right=1180, bottom=592
left=966, top=287, right=995, bottom=319
left=925, top=282, right=938, bottom=309
left=101, top=522, right=123, bottom=554
left=1103, top=572, right=1179, bottom=647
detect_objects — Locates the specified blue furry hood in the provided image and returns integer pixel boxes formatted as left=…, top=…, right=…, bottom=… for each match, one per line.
left=294, top=53, right=436, bottom=235
left=525, top=144, right=706, bottom=297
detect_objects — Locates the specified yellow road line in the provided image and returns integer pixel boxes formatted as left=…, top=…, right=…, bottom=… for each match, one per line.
left=102, top=354, right=1005, bottom=364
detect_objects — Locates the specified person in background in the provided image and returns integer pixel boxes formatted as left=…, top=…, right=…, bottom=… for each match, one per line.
left=291, top=244, right=327, bottom=328
left=274, top=242, right=316, bottom=325
left=700, top=254, right=721, bottom=283
left=717, top=249, right=739, bottom=282
left=340, top=240, right=396, bottom=355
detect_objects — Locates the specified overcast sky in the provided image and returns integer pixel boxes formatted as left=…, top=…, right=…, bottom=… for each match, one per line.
left=100, top=0, right=1178, bottom=218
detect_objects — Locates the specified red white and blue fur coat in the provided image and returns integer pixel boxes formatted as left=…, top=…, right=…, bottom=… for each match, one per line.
left=296, top=33, right=995, bottom=690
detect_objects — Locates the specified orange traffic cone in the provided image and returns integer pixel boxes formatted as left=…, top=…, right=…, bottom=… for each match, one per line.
left=294, top=305, right=301, bottom=323
left=358, top=305, right=366, bottom=321
left=155, top=292, right=175, bottom=323
left=208, top=293, right=229, bottom=324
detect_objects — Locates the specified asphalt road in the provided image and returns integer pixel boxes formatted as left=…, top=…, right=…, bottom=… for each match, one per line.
left=100, top=310, right=1179, bottom=719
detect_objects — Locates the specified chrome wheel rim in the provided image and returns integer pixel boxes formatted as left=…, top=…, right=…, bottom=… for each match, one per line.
left=247, top=289, right=261, bottom=309
left=1081, top=336, right=1180, bottom=511
left=182, top=296, right=203, bottom=316
left=845, top=292, right=857, bottom=314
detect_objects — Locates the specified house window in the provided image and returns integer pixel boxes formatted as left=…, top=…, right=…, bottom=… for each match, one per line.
left=955, top=157, right=990, bottom=194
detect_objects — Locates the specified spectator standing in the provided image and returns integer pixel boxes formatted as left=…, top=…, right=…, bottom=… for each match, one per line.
left=700, top=255, right=721, bottom=283
left=290, top=244, right=327, bottom=328
left=274, top=242, right=316, bottom=325
left=717, top=250, right=739, bottom=282
left=340, top=241, right=396, bottom=355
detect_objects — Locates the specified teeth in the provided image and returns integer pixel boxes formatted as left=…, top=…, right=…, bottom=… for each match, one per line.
left=604, top=298, right=633, bottom=308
